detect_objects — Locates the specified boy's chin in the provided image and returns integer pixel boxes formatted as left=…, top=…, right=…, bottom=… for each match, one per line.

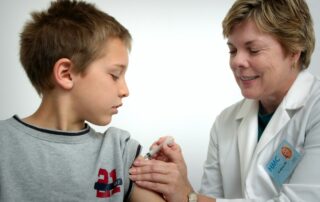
left=90, top=116, right=112, bottom=126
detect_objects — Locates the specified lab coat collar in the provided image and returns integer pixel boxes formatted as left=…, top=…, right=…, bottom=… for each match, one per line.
left=235, top=70, right=315, bottom=185
left=235, top=70, right=314, bottom=120
left=281, top=70, right=314, bottom=111
left=255, top=70, right=315, bottom=153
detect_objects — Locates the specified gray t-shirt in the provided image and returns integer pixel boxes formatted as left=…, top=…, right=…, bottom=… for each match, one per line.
left=0, top=116, right=141, bottom=202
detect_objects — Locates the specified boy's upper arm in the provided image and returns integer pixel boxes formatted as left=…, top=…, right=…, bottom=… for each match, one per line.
left=129, top=184, right=165, bottom=202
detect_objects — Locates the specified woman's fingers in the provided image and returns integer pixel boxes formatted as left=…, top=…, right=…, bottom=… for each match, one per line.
left=150, top=141, right=183, bottom=163
left=129, top=170, right=178, bottom=185
left=130, top=153, right=192, bottom=202
left=130, top=159, right=177, bottom=175
left=131, top=139, right=191, bottom=202
left=149, top=136, right=173, bottom=150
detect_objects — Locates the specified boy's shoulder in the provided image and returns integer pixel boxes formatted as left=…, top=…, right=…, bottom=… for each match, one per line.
left=0, top=116, right=14, bottom=133
left=104, top=126, right=131, bottom=139
left=101, top=126, right=141, bottom=153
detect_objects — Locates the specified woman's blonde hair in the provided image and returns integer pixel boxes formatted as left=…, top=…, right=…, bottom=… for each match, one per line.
left=222, top=0, right=315, bottom=70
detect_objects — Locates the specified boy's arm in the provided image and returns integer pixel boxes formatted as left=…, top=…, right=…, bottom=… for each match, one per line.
left=129, top=184, right=216, bottom=202
left=129, top=184, right=165, bottom=202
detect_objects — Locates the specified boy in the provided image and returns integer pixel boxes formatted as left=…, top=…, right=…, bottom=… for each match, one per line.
left=0, top=0, right=164, bottom=201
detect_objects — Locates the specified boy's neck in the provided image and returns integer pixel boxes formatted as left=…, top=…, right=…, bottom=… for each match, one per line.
left=23, top=93, right=86, bottom=132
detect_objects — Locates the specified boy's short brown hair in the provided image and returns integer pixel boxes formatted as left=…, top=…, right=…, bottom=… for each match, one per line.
left=222, top=0, right=315, bottom=70
left=20, top=0, right=132, bottom=95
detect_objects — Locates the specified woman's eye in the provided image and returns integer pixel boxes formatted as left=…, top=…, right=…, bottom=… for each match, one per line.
left=229, top=49, right=236, bottom=55
left=249, top=49, right=260, bottom=54
left=111, top=74, right=119, bottom=80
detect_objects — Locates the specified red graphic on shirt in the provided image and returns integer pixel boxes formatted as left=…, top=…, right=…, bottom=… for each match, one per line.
left=94, top=168, right=122, bottom=198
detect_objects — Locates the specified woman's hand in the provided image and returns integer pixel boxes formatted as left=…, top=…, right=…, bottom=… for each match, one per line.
left=129, top=137, right=193, bottom=202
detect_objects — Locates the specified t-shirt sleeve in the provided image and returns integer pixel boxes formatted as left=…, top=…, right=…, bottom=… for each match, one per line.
left=123, top=139, right=141, bottom=200
left=108, top=127, right=141, bottom=201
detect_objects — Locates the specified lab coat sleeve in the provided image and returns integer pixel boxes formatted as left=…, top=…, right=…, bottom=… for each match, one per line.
left=199, top=117, right=224, bottom=198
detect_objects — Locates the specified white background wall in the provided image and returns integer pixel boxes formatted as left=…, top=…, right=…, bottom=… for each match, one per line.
left=1, top=0, right=319, bottom=190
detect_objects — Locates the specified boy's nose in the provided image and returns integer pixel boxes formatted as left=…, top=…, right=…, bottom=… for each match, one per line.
left=119, top=80, right=129, bottom=98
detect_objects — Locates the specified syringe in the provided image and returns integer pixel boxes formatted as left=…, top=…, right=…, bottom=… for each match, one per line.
left=144, top=136, right=174, bottom=160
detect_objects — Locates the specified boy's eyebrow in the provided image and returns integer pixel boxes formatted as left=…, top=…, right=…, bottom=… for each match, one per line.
left=116, top=64, right=127, bottom=68
left=113, top=64, right=128, bottom=71
left=115, top=64, right=127, bottom=69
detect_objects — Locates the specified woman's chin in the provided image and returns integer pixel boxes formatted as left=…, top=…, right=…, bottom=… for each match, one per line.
left=241, top=91, right=259, bottom=100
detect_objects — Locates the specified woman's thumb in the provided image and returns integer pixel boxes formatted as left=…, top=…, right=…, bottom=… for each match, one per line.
left=162, top=143, right=182, bottom=163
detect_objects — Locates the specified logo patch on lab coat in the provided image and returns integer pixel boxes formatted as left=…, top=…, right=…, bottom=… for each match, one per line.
left=265, top=140, right=301, bottom=187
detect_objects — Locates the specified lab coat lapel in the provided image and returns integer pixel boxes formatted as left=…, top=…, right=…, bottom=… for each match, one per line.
left=237, top=99, right=259, bottom=186
left=254, top=105, right=290, bottom=155
left=255, top=70, right=314, bottom=155
left=236, top=70, right=313, bottom=186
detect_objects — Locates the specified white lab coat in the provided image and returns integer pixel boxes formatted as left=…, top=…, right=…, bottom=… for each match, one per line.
left=199, top=70, right=320, bottom=202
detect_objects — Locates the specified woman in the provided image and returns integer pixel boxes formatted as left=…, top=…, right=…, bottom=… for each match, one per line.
left=129, top=0, right=320, bottom=201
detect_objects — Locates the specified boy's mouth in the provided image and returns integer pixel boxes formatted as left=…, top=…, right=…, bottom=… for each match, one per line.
left=113, top=104, right=122, bottom=109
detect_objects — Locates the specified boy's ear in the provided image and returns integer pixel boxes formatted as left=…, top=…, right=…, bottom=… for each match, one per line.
left=53, top=58, right=74, bottom=90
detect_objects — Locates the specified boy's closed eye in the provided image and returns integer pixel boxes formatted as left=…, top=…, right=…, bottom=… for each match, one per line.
left=110, top=74, right=120, bottom=80
left=108, top=68, right=122, bottom=81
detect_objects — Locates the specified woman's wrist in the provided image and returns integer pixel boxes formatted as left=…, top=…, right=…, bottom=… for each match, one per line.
left=187, top=191, right=198, bottom=202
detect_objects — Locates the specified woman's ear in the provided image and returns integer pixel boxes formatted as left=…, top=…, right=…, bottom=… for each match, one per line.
left=53, top=58, right=74, bottom=90
left=291, top=51, right=301, bottom=68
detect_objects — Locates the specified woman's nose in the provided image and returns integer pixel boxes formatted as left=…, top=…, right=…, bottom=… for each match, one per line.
left=230, top=51, right=249, bottom=70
